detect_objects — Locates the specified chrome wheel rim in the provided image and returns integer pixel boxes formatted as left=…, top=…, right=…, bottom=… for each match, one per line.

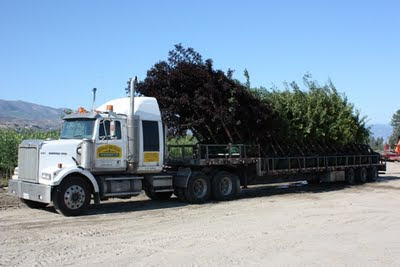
left=193, top=178, right=207, bottom=198
left=64, top=185, right=85, bottom=210
left=220, top=177, right=233, bottom=196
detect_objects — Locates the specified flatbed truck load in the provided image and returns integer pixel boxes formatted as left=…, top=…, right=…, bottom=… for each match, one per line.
left=8, top=77, right=386, bottom=216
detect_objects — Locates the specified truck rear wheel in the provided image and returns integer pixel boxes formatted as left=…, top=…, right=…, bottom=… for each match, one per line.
left=53, top=177, right=91, bottom=216
left=345, top=168, right=356, bottom=185
left=20, top=198, right=48, bottom=209
left=368, top=166, right=379, bottom=182
left=145, top=188, right=173, bottom=200
left=212, top=171, right=238, bottom=201
left=356, top=167, right=367, bottom=183
left=184, top=172, right=210, bottom=204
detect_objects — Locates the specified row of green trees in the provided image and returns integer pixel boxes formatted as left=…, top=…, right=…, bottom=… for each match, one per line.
left=369, top=136, right=384, bottom=151
left=0, top=129, right=59, bottom=178
left=256, top=76, right=368, bottom=147
left=389, top=109, right=400, bottom=146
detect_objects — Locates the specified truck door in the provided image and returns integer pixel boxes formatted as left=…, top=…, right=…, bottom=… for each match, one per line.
left=139, top=120, right=163, bottom=172
left=94, top=119, right=126, bottom=171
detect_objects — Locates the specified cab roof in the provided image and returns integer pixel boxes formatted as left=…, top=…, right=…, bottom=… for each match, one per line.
left=97, top=97, right=161, bottom=121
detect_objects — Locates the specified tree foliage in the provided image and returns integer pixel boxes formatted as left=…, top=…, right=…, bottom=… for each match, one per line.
left=243, top=68, right=250, bottom=90
left=389, top=109, right=400, bottom=145
left=369, top=136, right=384, bottom=151
left=135, top=44, right=277, bottom=145
left=136, top=44, right=371, bottom=156
left=257, top=75, right=369, bottom=152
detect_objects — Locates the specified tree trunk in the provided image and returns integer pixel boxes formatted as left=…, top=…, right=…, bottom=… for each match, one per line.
left=209, top=96, right=234, bottom=143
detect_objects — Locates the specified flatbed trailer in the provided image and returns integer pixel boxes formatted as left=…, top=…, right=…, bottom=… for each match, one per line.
left=167, top=143, right=386, bottom=188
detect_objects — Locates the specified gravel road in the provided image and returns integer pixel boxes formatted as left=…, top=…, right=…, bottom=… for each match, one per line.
left=1, top=162, right=400, bottom=266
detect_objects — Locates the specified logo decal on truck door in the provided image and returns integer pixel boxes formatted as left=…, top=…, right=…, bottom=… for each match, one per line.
left=97, top=144, right=122, bottom=158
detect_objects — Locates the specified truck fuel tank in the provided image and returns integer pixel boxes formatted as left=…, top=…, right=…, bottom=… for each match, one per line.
left=80, top=139, right=94, bottom=170
left=101, top=176, right=143, bottom=198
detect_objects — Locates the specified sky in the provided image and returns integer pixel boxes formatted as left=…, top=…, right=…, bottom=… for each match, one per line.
left=0, top=0, right=399, bottom=124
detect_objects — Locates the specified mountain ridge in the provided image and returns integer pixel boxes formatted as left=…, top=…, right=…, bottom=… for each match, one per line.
left=368, top=123, right=392, bottom=142
left=0, top=99, right=65, bottom=129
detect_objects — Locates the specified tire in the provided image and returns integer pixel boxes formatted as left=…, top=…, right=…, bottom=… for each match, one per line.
left=212, top=171, right=238, bottom=201
left=356, top=167, right=368, bottom=183
left=52, top=177, right=91, bottom=216
left=20, top=198, right=48, bottom=209
left=368, top=166, right=379, bottom=182
left=145, top=187, right=173, bottom=200
left=236, top=177, right=242, bottom=194
left=345, top=168, right=356, bottom=185
left=174, top=188, right=187, bottom=202
left=184, top=172, right=211, bottom=204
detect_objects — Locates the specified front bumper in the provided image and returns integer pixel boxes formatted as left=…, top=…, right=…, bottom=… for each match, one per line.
left=8, top=180, right=52, bottom=203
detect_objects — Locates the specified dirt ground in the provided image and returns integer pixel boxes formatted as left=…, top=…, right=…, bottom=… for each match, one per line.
left=1, top=163, right=400, bottom=266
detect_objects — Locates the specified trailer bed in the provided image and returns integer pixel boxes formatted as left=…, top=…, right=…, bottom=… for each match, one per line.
left=167, top=144, right=386, bottom=176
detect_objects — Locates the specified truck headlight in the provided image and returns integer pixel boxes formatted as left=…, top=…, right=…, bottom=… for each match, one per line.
left=41, top=172, right=52, bottom=180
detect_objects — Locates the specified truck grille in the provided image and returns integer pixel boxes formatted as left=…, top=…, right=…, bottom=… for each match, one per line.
left=18, top=144, right=40, bottom=182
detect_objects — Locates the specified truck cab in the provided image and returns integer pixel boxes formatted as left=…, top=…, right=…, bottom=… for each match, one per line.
left=8, top=96, right=173, bottom=216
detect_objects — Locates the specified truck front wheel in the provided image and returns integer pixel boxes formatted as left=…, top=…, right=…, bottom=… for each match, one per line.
left=52, top=177, right=91, bottom=216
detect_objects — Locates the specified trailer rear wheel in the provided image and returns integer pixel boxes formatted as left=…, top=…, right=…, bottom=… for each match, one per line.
left=184, top=172, right=210, bottom=204
left=20, top=199, right=48, bottom=209
left=345, top=168, right=356, bottom=185
left=53, top=177, right=91, bottom=216
left=212, top=171, right=238, bottom=201
left=145, top=188, right=173, bottom=200
left=368, top=166, right=379, bottom=182
left=356, top=167, right=367, bottom=183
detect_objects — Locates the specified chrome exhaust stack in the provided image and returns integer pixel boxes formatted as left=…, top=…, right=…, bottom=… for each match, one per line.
left=91, top=88, right=97, bottom=112
left=127, top=76, right=138, bottom=172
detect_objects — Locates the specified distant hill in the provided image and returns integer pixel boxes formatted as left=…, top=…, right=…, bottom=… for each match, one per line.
left=0, top=99, right=65, bottom=130
left=369, top=124, right=392, bottom=142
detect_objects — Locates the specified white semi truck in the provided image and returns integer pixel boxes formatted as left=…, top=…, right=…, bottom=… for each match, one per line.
left=8, top=77, right=386, bottom=216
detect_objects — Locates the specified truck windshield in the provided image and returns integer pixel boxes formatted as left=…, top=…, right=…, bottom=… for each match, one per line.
left=60, top=119, right=95, bottom=139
